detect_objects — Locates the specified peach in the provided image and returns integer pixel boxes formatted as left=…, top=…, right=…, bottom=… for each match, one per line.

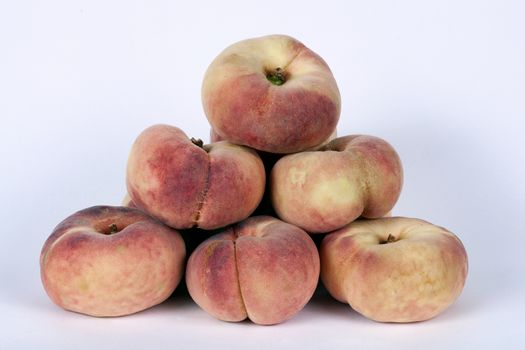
left=122, top=195, right=214, bottom=255
left=210, top=128, right=338, bottom=151
left=270, top=135, right=403, bottom=233
left=126, top=124, right=266, bottom=230
left=185, top=216, right=320, bottom=325
left=321, top=217, right=468, bottom=322
left=40, top=205, right=186, bottom=317
left=211, top=128, right=337, bottom=218
left=202, top=34, right=341, bottom=154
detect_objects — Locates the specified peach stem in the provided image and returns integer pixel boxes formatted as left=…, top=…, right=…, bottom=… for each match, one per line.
left=108, top=223, right=118, bottom=234
left=191, top=137, right=204, bottom=148
left=266, top=67, right=286, bottom=85
left=380, top=234, right=397, bottom=244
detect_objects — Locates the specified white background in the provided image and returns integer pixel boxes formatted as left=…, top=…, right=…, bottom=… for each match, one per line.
left=1, top=0, right=524, bottom=349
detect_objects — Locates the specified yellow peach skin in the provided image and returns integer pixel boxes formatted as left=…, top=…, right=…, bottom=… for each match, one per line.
left=321, top=217, right=468, bottom=322
left=210, top=128, right=339, bottom=218
left=40, top=206, right=186, bottom=317
left=271, top=135, right=403, bottom=233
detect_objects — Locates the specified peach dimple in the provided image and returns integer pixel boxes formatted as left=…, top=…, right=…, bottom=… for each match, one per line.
left=321, top=217, right=468, bottom=323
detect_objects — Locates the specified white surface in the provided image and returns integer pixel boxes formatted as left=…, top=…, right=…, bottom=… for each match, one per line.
left=1, top=0, right=524, bottom=349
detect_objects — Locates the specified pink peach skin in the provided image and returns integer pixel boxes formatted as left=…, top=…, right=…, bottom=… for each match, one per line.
left=210, top=128, right=338, bottom=151
left=210, top=128, right=338, bottom=218
left=40, top=205, right=186, bottom=317
left=126, top=124, right=266, bottom=230
left=123, top=196, right=214, bottom=255
left=271, top=135, right=403, bottom=233
left=186, top=216, right=320, bottom=325
left=321, top=217, right=468, bottom=322
left=202, top=34, right=341, bottom=154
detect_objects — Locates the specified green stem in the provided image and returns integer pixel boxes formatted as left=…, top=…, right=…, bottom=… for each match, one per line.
left=266, top=67, right=286, bottom=86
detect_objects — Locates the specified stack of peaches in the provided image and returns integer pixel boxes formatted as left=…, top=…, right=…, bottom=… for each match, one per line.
left=40, top=35, right=468, bottom=325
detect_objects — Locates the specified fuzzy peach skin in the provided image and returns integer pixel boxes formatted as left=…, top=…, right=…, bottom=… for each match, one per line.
left=40, top=206, right=186, bottom=317
left=126, top=124, right=266, bottom=230
left=211, top=128, right=338, bottom=218
left=270, top=135, right=403, bottom=233
left=210, top=128, right=338, bottom=151
left=202, top=34, right=341, bottom=154
left=321, top=217, right=468, bottom=323
left=186, top=216, right=320, bottom=325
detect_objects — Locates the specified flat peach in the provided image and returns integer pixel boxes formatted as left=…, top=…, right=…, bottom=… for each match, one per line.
left=271, top=135, right=403, bottom=233
left=321, top=217, right=468, bottom=322
left=126, top=124, right=266, bottom=230
left=186, top=216, right=320, bottom=325
left=202, top=35, right=340, bottom=153
left=40, top=205, right=186, bottom=317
